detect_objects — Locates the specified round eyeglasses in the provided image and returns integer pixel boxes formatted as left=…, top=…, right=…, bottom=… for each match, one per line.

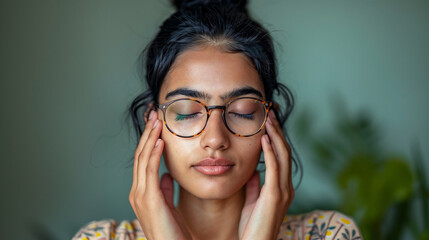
left=155, top=97, right=272, bottom=138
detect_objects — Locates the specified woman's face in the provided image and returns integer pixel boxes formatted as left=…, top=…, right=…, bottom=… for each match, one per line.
left=157, top=46, right=266, bottom=199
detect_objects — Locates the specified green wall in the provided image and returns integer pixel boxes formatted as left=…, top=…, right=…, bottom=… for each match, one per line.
left=1, top=0, right=428, bottom=239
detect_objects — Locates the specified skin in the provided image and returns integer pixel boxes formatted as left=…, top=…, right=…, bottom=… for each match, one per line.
left=129, top=46, right=294, bottom=240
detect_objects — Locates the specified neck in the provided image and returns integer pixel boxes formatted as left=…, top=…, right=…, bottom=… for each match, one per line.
left=176, top=186, right=245, bottom=240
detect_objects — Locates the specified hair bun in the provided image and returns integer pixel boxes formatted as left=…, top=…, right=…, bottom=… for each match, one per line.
left=171, top=0, right=248, bottom=13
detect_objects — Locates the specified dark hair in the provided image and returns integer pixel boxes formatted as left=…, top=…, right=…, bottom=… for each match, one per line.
left=128, top=0, right=302, bottom=188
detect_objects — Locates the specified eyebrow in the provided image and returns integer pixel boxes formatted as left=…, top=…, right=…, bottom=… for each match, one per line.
left=165, top=86, right=264, bottom=101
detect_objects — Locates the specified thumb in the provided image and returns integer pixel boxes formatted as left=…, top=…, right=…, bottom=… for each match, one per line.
left=244, top=171, right=260, bottom=206
left=160, top=173, right=175, bottom=208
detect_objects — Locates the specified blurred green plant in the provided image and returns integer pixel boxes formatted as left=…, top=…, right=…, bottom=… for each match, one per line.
left=294, top=98, right=428, bottom=240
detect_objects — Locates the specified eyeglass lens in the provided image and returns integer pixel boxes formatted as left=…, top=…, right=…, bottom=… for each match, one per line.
left=164, top=99, right=267, bottom=137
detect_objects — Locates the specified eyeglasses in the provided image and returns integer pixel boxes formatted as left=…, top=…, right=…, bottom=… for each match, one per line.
left=155, top=97, right=272, bottom=138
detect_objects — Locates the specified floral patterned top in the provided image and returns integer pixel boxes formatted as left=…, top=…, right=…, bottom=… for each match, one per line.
left=72, top=210, right=362, bottom=240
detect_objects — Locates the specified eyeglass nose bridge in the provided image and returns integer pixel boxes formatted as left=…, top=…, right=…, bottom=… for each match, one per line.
left=202, top=105, right=230, bottom=135
left=205, top=105, right=227, bottom=125
left=206, top=105, right=226, bottom=114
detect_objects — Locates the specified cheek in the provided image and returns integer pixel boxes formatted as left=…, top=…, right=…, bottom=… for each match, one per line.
left=161, top=133, right=178, bottom=167
left=247, top=137, right=264, bottom=171
left=161, top=128, right=195, bottom=173
left=244, top=134, right=263, bottom=157
left=245, top=140, right=262, bottom=157
left=234, top=136, right=263, bottom=170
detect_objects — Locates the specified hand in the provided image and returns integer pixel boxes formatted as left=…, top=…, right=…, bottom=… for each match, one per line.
left=129, top=110, right=192, bottom=240
left=238, top=110, right=294, bottom=240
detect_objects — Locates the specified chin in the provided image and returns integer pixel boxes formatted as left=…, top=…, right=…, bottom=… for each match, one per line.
left=190, top=186, right=241, bottom=200
left=172, top=174, right=240, bottom=199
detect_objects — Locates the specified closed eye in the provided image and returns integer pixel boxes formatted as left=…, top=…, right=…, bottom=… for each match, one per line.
left=229, top=112, right=254, bottom=120
left=175, top=113, right=200, bottom=121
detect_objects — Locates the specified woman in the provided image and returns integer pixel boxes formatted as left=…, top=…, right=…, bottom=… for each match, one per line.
left=73, top=0, right=362, bottom=239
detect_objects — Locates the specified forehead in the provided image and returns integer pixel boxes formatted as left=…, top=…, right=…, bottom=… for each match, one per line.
left=159, top=46, right=265, bottom=102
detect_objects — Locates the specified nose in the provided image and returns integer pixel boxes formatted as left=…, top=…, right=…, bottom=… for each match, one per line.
left=199, top=108, right=230, bottom=151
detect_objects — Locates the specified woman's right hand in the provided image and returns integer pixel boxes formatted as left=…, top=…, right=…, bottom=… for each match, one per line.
left=129, top=110, right=192, bottom=240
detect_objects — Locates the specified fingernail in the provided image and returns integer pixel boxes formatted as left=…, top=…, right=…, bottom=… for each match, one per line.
left=265, top=135, right=270, bottom=144
left=152, top=119, right=159, bottom=129
left=268, top=113, right=273, bottom=124
left=155, top=139, right=161, bottom=147
left=149, top=110, right=155, bottom=120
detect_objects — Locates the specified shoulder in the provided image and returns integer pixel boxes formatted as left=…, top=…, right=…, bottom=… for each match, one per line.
left=277, top=209, right=363, bottom=240
left=72, top=219, right=146, bottom=240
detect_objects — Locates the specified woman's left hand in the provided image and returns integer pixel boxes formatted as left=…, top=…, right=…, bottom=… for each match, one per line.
left=238, top=110, right=294, bottom=240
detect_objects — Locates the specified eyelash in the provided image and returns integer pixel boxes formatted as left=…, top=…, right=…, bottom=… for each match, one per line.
left=175, top=113, right=199, bottom=121
left=230, top=112, right=254, bottom=120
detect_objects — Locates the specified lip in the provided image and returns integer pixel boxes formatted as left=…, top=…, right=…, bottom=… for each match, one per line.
left=192, top=158, right=235, bottom=176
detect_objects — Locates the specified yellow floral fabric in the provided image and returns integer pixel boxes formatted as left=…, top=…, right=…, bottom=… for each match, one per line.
left=72, top=210, right=362, bottom=240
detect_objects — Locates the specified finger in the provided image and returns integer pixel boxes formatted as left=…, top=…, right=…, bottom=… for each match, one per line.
left=268, top=110, right=287, bottom=144
left=265, top=110, right=289, bottom=166
left=143, top=102, right=155, bottom=123
left=265, top=119, right=291, bottom=187
left=160, top=173, right=175, bottom=208
left=261, top=134, right=280, bottom=190
left=135, top=110, right=159, bottom=161
left=132, top=110, right=158, bottom=193
left=269, top=111, right=294, bottom=192
left=137, top=118, right=162, bottom=188
left=244, top=171, right=260, bottom=206
left=146, top=138, right=164, bottom=192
